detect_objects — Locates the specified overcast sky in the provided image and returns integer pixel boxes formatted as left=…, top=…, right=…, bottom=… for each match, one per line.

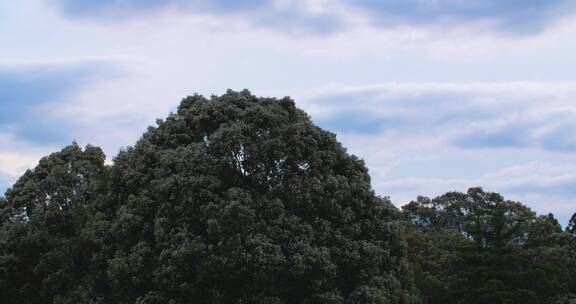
left=2, top=0, right=576, bottom=224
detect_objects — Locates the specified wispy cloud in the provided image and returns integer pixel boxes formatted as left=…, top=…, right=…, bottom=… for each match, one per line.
left=51, top=0, right=347, bottom=34
left=51, top=0, right=576, bottom=35
left=300, top=82, right=576, bottom=152
left=342, top=0, right=575, bottom=33
left=0, top=62, right=119, bottom=144
left=0, top=130, right=58, bottom=195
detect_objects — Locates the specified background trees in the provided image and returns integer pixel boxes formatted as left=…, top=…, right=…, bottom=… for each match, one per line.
left=402, top=188, right=576, bottom=304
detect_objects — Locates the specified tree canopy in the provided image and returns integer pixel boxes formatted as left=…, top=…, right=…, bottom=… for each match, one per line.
left=402, top=188, right=576, bottom=304
left=1, top=90, right=575, bottom=304
left=0, top=90, right=417, bottom=303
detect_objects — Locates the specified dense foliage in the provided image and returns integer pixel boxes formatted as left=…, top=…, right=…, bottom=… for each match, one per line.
left=0, top=90, right=417, bottom=303
left=1, top=90, right=575, bottom=303
left=402, top=188, right=576, bottom=304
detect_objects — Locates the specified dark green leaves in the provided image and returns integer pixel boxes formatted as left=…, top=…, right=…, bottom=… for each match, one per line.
left=0, top=90, right=415, bottom=303
left=402, top=188, right=576, bottom=304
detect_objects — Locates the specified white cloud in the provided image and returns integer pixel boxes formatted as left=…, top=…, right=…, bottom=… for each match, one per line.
left=0, top=153, right=41, bottom=177
left=0, top=131, right=56, bottom=180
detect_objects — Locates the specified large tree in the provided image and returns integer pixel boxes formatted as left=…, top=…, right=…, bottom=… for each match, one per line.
left=0, top=90, right=418, bottom=303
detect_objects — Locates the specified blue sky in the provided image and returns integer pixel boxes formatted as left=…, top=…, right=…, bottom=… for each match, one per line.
left=1, top=0, right=576, bottom=225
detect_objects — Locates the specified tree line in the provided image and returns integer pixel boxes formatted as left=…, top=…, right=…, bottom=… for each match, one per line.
left=1, top=90, right=575, bottom=303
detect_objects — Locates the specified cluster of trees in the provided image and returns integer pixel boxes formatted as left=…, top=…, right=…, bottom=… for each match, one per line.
left=0, top=90, right=574, bottom=303
left=402, top=189, right=576, bottom=304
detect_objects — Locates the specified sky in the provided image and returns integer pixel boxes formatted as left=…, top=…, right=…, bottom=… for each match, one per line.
left=1, top=0, right=576, bottom=225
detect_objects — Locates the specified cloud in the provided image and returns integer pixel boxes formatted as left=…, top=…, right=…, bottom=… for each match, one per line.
left=0, top=174, right=13, bottom=197
left=453, top=123, right=532, bottom=149
left=299, top=82, right=576, bottom=152
left=51, top=0, right=576, bottom=35
left=0, top=62, right=119, bottom=145
left=538, top=123, right=576, bottom=151
left=54, top=0, right=268, bottom=17
left=343, top=0, right=575, bottom=33
left=51, top=0, right=346, bottom=34
left=0, top=130, right=59, bottom=196
left=0, top=154, right=36, bottom=177
left=314, top=110, right=405, bottom=134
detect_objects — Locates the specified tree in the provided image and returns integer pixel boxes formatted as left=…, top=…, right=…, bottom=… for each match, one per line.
left=567, top=213, right=576, bottom=236
left=0, top=143, right=106, bottom=303
left=102, top=90, right=417, bottom=303
left=526, top=213, right=562, bottom=248
left=402, top=188, right=570, bottom=304
left=0, top=90, right=418, bottom=303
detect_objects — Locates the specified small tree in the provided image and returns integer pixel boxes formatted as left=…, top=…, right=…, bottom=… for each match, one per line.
left=0, top=143, right=106, bottom=303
